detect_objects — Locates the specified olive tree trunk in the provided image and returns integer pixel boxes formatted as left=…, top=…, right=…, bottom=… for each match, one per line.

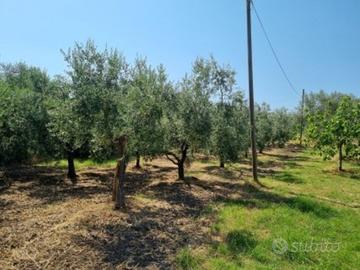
left=178, top=161, right=185, bottom=180
left=112, top=135, right=128, bottom=209
left=338, top=143, right=343, bottom=171
left=67, top=151, right=77, bottom=181
left=220, top=159, right=225, bottom=168
left=114, top=157, right=126, bottom=209
left=166, top=142, right=188, bottom=181
left=135, top=152, right=141, bottom=168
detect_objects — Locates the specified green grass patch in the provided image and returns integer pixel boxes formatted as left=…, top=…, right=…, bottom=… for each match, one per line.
left=176, top=247, right=201, bottom=270
left=181, top=149, right=360, bottom=269
left=37, top=158, right=117, bottom=169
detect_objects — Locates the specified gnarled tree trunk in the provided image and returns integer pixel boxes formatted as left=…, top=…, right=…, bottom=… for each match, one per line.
left=112, top=135, right=128, bottom=209
left=114, top=157, right=126, bottom=209
left=135, top=151, right=141, bottom=169
left=178, top=161, right=185, bottom=180
left=166, top=142, right=188, bottom=181
left=220, top=159, right=225, bottom=168
left=67, top=151, right=77, bottom=181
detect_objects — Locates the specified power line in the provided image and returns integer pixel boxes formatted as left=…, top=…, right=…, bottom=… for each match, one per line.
left=251, top=0, right=301, bottom=97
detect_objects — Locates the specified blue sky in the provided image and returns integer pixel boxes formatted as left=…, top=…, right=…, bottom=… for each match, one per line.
left=1, top=0, right=359, bottom=109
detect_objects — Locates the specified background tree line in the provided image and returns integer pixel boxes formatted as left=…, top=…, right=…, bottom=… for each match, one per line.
left=1, top=40, right=357, bottom=180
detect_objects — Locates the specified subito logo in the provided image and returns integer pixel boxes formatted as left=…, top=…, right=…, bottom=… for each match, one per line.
left=272, top=238, right=288, bottom=255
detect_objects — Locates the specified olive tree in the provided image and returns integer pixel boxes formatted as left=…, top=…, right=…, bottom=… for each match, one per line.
left=46, top=77, right=89, bottom=179
left=0, top=62, right=49, bottom=94
left=162, top=59, right=212, bottom=180
left=208, top=57, right=239, bottom=167
left=307, top=96, right=359, bottom=171
left=271, top=108, right=295, bottom=147
left=0, top=83, right=44, bottom=164
left=255, top=103, right=273, bottom=153
left=0, top=63, right=51, bottom=165
left=47, top=40, right=128, bottom=179
left=210, top=91, right=249, bottom=167
left=125, top=59, right=170, bottom=168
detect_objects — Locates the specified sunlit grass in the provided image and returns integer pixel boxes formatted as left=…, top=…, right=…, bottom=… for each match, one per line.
left=261, top=149, right=360, bottom=206
left=178, top=148, right=360, bottom=269
left=37, top=158, right=117, bottom=169
left=35, top=148, right=360, bottom=269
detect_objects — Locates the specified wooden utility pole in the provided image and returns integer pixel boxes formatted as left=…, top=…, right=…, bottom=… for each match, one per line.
left=299, top=89, right=305, bottom=145
left=246, top=0, right=258, bottom=182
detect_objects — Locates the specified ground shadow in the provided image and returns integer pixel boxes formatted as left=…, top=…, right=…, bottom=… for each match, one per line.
left=147, top=181, right=207, bottom=217
left=240, top=166, right=279, bottom=178
left=2, top=166, right=156, bottom=205
left=216, top=182, right=337, bottom=219
left=72, top=182, right=210, bottom=269
left=0, top=150, right=340, bottom=268
left=262, top=152, right=310, bottom=163
left=188, top=177, right=245, bottom=201
left=185, top=177, right=336, bottom=219
left=2, top=166, right=65, bottom=185
left=327, top=169, right=360, bottom=180
left=202, top=165, right=240, bottom=180
left=225, top=229, right=258, bottom=254
left=272, top=172, right=304, bottom=184
left=257, top=159, right=284, bottom=169
left=73, top=209, right=202, bottom=268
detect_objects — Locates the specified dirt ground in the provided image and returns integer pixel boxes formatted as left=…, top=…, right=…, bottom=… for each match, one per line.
left=0, top=157, right=254, bottom=270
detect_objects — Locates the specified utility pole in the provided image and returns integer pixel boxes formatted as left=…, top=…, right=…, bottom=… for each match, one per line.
left=246, top=0, right=258, bottom=182
left=299, top=89, right=305, bottom=145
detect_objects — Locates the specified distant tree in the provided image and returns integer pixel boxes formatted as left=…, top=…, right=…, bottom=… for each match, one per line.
left=255, top=103, right=273, bottom=153
left=307, top=96, right=359, bottom=171
left=271, top=108, right=295, bottom=147
left=208, top=57, right=238, bottom=167
left=295, top=90, right=354, bottom=142
left=0, top=62, right=49, bottom=93
left=304, top=90, right=345, bottom=115
left=211, top=99, right=248, bottom=166
left=231, top=91, right=250, bottom=158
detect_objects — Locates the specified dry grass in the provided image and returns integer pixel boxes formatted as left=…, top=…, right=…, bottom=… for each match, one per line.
left=2, top=146, right=357, bottom=269
left=0, top=158, right=249, bottom=269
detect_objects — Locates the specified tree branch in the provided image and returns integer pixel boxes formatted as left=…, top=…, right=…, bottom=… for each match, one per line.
left=165, top=152, right=179, bottom=165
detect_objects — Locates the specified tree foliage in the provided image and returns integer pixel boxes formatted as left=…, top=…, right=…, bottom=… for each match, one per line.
left=125, top=59, right=170, bottom=167
left=255, top=103, right=273, bottom=153
left=162, top=65, right=213, bottom=179
left=0, top=64, right=51, bottom=165
left=0, top=40, right=319, bottom=182
left=306, top=95, right=359, bottom=170
left=271, top=108, right=295, bottom=147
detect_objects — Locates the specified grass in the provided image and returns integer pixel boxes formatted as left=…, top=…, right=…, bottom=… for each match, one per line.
left=2, top=146, right=359, bottom=269
left=260, top=149, right=360, bottom=206
left=177, top=148, right=360, bottom=270
left=176, top=248, right=201, bottom=270
left=37, top=158, right=118, bottom=169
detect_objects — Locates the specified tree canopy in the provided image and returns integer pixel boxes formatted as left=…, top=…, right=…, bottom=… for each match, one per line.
left=1, top=39, right=334, bottom=180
